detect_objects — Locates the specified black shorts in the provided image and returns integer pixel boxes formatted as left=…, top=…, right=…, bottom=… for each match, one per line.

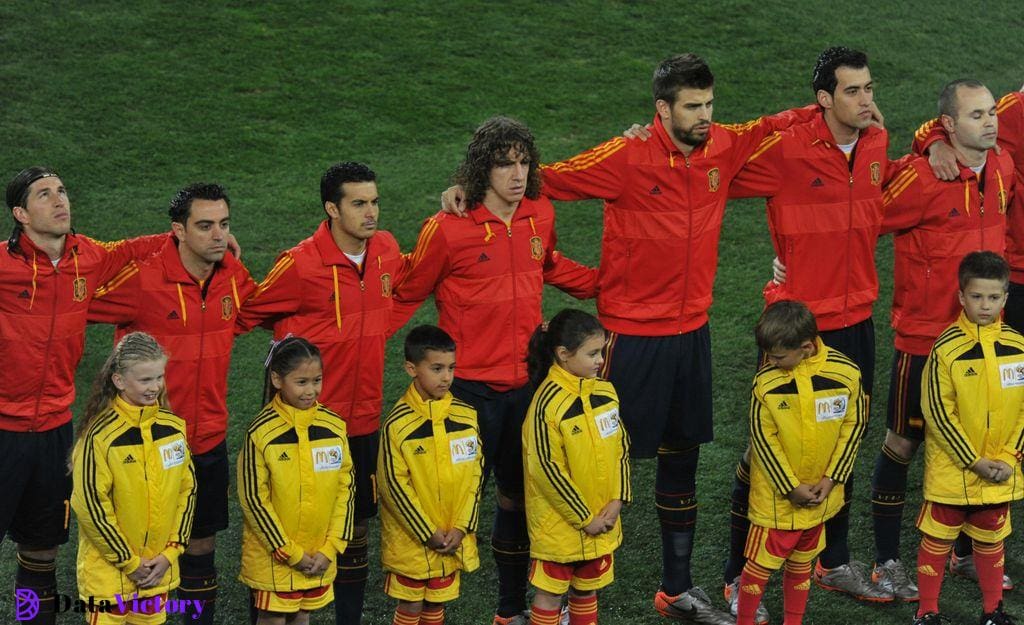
left=451, top=378, right=533, bottom=497
left=1004, top=281, right=1024, bottom=334
left=0, top=421, right=73, bottom=547
left=886, top=350, right=927, bottom=441
left=190, top=440, right=230, bottom=539
left=820, top=317, right=876, bottom=396
left=348, top=431, right=379, bottom=521
left=602, top=325, right=713, bottom=458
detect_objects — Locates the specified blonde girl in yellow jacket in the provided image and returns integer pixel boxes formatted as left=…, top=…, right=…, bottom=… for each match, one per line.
left=71, top=331, right=197, bottom=624
left=238, top=337, right=355, bottom=625
left=522, top=309, right=631, bottom=625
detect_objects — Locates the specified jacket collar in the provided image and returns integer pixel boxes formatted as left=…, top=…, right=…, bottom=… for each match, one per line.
left=808, top=110, right=881, bottom=148
left=957, top=310, right=1002, bottom=343
left=313, top=219, right=376, bottom=267
left=16, top=231, right=80, bottom=263
left=547, top=362, right=597, bottom=398
left=271, top=393, right=318, bottom=428
left=469, top=197, right=538, bottom=226
left=401, top=383, right=453, bottom=422
left=113, top=394, right=160, bottom=427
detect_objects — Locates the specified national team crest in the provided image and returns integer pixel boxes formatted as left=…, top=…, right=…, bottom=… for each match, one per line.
left=72, top=277, right=87, bottom=302
left=220, top=295, right=234, bottom=320
left=529, top=235, right=544, bottom=261
left=870, top=162, right=881, bottom=186
left=380, top=273, right=392, bottom=297
left=707, top=167, right=720, bottom=192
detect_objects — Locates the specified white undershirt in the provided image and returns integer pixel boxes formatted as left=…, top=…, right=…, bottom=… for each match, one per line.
left=837, top=139, right=858, bottom=155
left=344, top=250, right=366, bottom=266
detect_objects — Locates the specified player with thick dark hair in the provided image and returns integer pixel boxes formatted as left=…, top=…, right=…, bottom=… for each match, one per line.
left=238, top=161, right=405, bottom=625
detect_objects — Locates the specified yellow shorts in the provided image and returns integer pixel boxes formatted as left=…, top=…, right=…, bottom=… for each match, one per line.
left=529, top=554, right=614, bottom=595
left=743, top=524, right=825, bottom=571
left=384, top=571, right=460, bottom=603
left=252, top=585, right=333, bottom=614
left=916, top=501, right=1011, bottom=543
left=85, top=594, right=167, bottom=625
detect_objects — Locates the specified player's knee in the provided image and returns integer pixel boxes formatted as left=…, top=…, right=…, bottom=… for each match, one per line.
left=496, top=489, right=525, bottom=511
left=185, top=535, right=216, bottom=556
left=883, top=430, right=919, bottom=461
left=16, top=545, right=58, bottom=562
left=531, top=587, right=563, bottom=610
left=352, top=520, right=369, bottom=539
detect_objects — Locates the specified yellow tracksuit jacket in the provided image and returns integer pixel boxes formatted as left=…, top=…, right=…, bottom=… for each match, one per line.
left=921, top=312, right=1024, bottom=505
left=238, top=395, right=355, bottom=591
left=71, top=395, right=196, bottom=601
left=378, top=384, right=483, bottom=579
left=748, top=339, right=867, bottom=530
left=523, top=364, right=631, bottom=562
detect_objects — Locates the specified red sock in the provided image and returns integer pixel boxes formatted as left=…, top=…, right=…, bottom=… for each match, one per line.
left=568, top=593, right=597, bottom=624
left=393, top=606, right=420, bottom=625
left=782, top=560, right=812, bottom=625
left=530, top=605, right=561, bottom=625
left=916, top=535, right=952, bottom=617
left=420, top=603, right=445, bottom=625
left=737, top=561, right=772, bottom=625
left=972, top=540, right=1005, bottom=613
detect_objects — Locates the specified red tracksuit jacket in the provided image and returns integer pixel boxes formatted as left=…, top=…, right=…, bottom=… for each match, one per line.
left=882, top=153, right=1013, bottom=355
left=729, top=113, right=909, bottom=331
left=236, top=221, right=405, bottom=436
left=0, top=232, right=165, bottom=431
left=914, top=92, right=1024, bottom=282
left=539, top=108, right=815, bottom=336
left=393, top=196, right=596, bottom=390
left=88, top=235, right=258, bottom=453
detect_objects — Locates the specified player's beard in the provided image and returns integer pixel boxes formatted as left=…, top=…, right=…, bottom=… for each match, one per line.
left=672, top=123, right=711, bottom=147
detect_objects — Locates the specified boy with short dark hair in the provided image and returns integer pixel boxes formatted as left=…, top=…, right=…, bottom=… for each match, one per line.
left=738, top=300, right=867, bottom=625
left=378, top=325, right=485, bottom=625
left=915, top=251, right=1024, bottom=625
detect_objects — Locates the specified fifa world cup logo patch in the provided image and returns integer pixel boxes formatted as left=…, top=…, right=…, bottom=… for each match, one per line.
left=72, top=277, right=87, bottom=302
left=870, top=162, right=881, bottom=186
left=529, top=236, right=544, bottom=261
left=380, top=273, right=392, bottom=297
left=220, top=296, right=234, bottom=320
left=707, top=167, right=720, bottom=192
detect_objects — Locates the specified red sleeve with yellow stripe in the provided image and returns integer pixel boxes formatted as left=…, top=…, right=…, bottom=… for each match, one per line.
left=91, top=233, right=168, bottom=285
left=539, top=137, right=628, bottom=202
left=390, top=216, right=451, bottom=333
left=913, top=92, right=1024, bottom=157
left=728, top=132, right=783, bottom=199
left=235, top=251, right=302, bottom=334
left=880, top=161, right=929, bottom=235
left=88, top=261, right=142, bottom=326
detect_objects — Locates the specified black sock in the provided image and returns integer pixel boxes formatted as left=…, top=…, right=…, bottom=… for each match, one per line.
left=656, top=444, right=700, bottom=595
left=871, top=446, right=910, bottom=564
left=16, top=553, right=57, bottom=625
left=820, top=474, right=854, bottom=569
left=334, top=534, right=369, bottom=625
left=178, top=551, right=217, bottom=625
left=723, top=457, right=752, bottom=583
left=953, top=533, right=973, bottom=559
left=492, top=506, right=530, bottom=617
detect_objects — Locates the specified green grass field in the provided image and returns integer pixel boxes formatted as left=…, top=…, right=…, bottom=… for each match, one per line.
left=2, top=1, right=1024, bottom=623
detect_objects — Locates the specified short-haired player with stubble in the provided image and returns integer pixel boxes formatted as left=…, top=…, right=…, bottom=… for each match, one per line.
left=738, top=301, right=867, bottom=625
left=88, top=182, right=257, bottom=625
left=237, top=162, right=407, bottom=625
left=395, top=117, right=597, bottom=625
left=914, top=251, right=1024, bottom=625
left=862, top=79, right=1015, bottom=604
